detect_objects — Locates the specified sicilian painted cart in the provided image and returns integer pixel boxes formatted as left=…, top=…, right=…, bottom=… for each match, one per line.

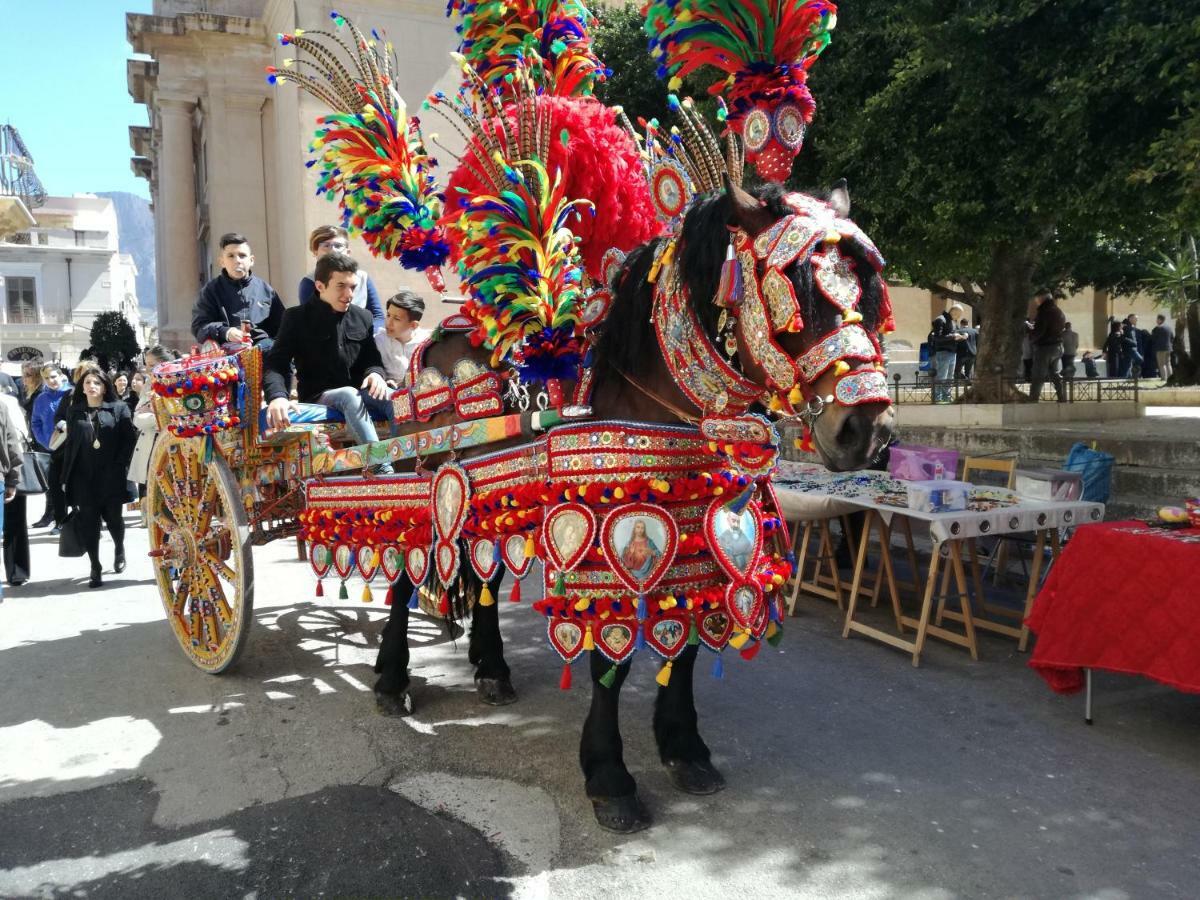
left=145, top=343, right=574, bottom=673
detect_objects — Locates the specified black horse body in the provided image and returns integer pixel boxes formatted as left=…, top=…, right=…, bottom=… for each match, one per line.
left=372, top=182, right=895, bottom=831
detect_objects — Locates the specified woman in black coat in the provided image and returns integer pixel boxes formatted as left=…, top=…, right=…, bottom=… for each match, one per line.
left=60, top=365, right=136, bottom=588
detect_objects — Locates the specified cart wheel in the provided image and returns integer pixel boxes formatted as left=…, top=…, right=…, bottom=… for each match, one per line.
left=147, top=435, right=253, bottom=673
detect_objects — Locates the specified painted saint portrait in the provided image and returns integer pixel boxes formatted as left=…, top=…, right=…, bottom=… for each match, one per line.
left=617, top=518, right=663, bottom=581
left=714, top=508, right=757, bottom=573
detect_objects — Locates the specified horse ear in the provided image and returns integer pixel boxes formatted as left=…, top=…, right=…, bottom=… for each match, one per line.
left=722, top=173, right=771, bottom=234
left=829, top=178, right=851, bottom=218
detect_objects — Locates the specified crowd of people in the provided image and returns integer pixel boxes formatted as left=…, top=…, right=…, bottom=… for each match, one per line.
left=929, top=291, right=1178, bottom=404
left=1, top=224, right=432, bottom=597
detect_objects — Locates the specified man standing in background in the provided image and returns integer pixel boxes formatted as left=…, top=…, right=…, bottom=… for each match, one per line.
left=1028, top=290, right=1066, bottom=402
left=1151, top=314, right=1174, bottom=383
left=1060, top=321, right=1080, bottom=379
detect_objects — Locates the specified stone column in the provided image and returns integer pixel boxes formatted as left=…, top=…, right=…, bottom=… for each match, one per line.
left=157, top=95, right=201, bottom=350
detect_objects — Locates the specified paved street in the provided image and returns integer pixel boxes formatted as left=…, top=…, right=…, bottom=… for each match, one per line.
left=1, top=514, right=1198, bottom=899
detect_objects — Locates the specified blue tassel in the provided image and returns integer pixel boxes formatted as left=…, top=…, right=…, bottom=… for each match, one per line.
left=785, top=551, right=797, bottom=568
left=728, top=486, right=755, bottom=515
left=637, top=593, right=647, bottom=621
left=712, top=654, right=724, bottom=679
left=769, top=601, right=781, bottom=623
left=408, top=588, right=419, bottom=609
left=635, top=623, right=645, bottom=651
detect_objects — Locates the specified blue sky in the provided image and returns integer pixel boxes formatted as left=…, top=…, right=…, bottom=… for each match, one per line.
left=1, top=0, right=153, bottom=199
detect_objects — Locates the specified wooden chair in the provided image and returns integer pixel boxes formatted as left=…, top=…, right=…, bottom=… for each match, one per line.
left=937, top=456, right=1018, bottom=631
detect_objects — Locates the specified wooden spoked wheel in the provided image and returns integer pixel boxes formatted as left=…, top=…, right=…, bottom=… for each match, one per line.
left=147, top=435, right=254, bottom=673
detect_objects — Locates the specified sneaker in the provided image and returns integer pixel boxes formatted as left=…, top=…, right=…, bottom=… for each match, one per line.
left=50, top=525, right=61, bottom=537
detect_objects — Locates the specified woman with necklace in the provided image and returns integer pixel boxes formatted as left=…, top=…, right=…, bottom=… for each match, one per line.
left=60, top=365, right=135, bottom=588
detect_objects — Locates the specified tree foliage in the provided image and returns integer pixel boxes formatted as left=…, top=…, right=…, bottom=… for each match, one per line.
left=792, top=0, right=1200, bottom=392
left=89, top=311, right=141, bottom=372
left=593, top=2, right=671, bottom=128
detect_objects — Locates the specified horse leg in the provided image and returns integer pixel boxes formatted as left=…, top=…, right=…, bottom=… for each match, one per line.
left=373, top=574, right=414, bottom=716
left=580, top=652, right=650, bottom=833
left=654, top=644, right=726, bottom=794
left=468, top=567, right=516, bottom=706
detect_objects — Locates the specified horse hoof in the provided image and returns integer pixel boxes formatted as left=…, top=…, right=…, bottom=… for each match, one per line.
left=591, top=795, right=651, bottom=834
left=476, top=677, right=517, bottom=707
left=375, top=689, right=414, bottom=717
left=664, top=759, right=726, bottom=795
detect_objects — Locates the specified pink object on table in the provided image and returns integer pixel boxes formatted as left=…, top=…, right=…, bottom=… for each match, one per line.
left=888, top=444, right=959, bottom=482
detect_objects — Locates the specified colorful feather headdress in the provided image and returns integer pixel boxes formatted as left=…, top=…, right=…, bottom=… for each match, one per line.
left=643, top=0, right=837, bottom=182
left=268, top=12, right=450, bottom=288
left=447, top=0, right=608, bottom=99
left=622, top=94, right=742, bottom=230
left=428, top=55, right=594, bottom=383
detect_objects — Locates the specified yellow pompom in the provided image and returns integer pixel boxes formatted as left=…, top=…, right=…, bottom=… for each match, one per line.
left=787, top=386, right=803, bottom=406
left=479, top=585, right=495, bottom=607
left=574, top=597, right=590, bottom=612
left=843, top=310, right=863, bottom=324
left=668, top=76, right=683, bottom=91
left=834, top=361, right=851, bottom=377
left=293, top=28, right=305, bottom=36
left=656, top=660, right=674, bottom=687
left=823, top=230, right=841, bottom=243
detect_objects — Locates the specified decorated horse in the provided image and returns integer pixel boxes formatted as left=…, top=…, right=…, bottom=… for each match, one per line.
left=274, top=0, right=895, bottom=832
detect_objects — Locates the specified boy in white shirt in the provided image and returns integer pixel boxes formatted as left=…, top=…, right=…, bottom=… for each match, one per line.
left=375, top=291, right=431, bottom=385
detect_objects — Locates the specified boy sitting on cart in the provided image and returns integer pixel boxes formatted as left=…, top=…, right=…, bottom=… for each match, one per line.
left=262, top=252, right=394, bottom=470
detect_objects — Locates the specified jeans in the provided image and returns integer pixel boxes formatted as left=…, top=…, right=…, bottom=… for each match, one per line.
left=933, top=350, right=957, bottom=402
left=1030, top=342, right=1065, bottom=401
left=307, top=386, right=392, bottom=446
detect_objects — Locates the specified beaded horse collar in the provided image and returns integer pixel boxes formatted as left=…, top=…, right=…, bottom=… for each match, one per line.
left=650, top=197, right=892, bottom=429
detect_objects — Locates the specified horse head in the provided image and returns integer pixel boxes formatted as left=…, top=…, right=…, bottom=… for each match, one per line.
left=717, top=179, right=896, bottom=470
left=599, top=177, right=894, bottom=472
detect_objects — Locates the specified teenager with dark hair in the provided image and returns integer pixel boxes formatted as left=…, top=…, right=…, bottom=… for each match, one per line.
left=191, top=232, right=285, bottom=349
left=60, top=365, right=136, bottom=588
left=263, top=253, right=393, bottom=469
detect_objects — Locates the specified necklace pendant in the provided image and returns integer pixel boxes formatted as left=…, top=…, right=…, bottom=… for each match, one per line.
left=717, top=309, right=728, bottom=332
left=724, top=332, right=738, bottom=357
left=93, top=439, right=101, bottom=450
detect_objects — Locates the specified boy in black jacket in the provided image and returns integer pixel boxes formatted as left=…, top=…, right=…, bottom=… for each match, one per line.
left=262, top=253, right=392, bottom=456
left=191, top=232, right=284, bottom=349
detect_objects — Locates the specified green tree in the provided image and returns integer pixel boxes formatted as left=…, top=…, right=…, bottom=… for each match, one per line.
left=89, top=311, right=141, bottom=372
left=795, top=0, right=1200, bottom=398
left=593, top=2, right=671, bottom=126
left=1142, top=237, right=1200, bottom=384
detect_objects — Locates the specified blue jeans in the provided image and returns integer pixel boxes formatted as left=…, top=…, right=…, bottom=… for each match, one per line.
left=933, top=350, right=957, bottom=402
left=294, top=386, right=392, bottom=446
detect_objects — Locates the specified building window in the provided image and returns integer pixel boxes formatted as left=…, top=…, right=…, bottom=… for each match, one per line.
left=36, top=232, right=48, bottom=245
left=5, top=276, right=37, bottom=324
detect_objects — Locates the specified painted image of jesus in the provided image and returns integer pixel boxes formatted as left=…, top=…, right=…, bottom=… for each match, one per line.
left=619, top=519, right=662, bottom=580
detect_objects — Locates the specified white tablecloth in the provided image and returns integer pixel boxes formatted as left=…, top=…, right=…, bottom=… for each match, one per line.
left=772, top=460, right=1104, bottom=544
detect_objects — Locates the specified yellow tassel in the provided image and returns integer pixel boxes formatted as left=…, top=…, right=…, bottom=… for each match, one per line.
left=787, top=386, right=803, bottom=406
left=361, top=584, right=373, bottom=603
left=656, top=660, right=673, bottom=687
left=729, top=631, right=750, bottom=650
left=768, top=395, right=783, bottom=411
left=583, top=625, right=595, bottom=651
left=767, top=621, right=779, bottom=640
left=524, top=535, right=535, bottom=557
left=479, top=585, right=495, bottom=607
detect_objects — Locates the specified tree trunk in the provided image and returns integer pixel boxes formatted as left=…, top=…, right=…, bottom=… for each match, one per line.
left=968, top=242, right=1040, bottom=402
left=1174, top=302, right=1200, bottom=386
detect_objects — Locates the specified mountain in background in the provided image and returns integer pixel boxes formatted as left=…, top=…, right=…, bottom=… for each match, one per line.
left=97, top=191, right=157, bottom=325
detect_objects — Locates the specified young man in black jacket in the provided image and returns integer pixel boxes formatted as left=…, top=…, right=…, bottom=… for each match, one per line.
left=262, top=252, right=393, bottom=455
left=191, top=232, right=285, bottom=349
left=1028, top=290, right=1066, bottom=401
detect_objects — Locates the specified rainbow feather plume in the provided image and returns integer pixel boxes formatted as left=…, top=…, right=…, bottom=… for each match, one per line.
left=643, top=0, right=836, bottom=116
left=452, top=155, right=593, bottom=382
left=269, top=12, right=449, bottom=275
left=447, top=0, right=607, bottom=99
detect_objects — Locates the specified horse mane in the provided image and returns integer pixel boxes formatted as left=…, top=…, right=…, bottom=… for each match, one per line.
left=596, top=183, right=888, bottom=379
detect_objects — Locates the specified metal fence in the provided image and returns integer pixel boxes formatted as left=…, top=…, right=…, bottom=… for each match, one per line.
left=889, top=372, right=1140, bottom=405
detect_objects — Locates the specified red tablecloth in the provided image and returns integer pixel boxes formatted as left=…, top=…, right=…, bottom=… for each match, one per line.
left=1027, top=520, right=1200, bottom=695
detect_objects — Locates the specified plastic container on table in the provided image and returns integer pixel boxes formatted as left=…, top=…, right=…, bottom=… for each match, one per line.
left=1014, top=468, right=1083, bottom=502
left=889, top=444, right=960, bottom=482
left=907, top=479, right=970, bottom=513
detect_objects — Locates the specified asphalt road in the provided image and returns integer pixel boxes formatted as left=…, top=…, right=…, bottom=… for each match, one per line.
left=1, top=513, right=1198, bottom=899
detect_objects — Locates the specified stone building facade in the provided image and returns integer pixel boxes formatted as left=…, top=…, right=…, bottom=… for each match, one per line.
left=0, top=195, right=141, bottom=367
